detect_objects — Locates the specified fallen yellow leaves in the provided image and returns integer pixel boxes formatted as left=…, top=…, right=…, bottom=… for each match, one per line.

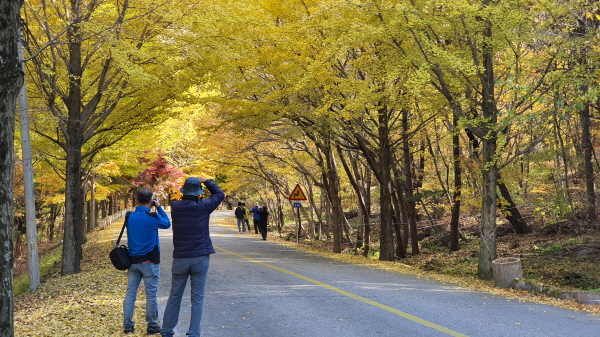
left=15, top=220, right=149, bottom=336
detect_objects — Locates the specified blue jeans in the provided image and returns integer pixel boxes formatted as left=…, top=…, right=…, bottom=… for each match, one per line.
left=123, top=262, right=160, bottom=330
left=161, top=256, right=210, bottom=337
left=236, top=218, right=246, bottom=231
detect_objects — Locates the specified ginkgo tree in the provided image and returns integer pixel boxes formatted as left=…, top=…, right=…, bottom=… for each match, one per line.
left=21, top=0, right=198, bottom=275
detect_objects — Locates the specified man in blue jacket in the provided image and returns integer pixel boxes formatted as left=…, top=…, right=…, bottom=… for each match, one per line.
left=161, top=176, right=225, bottom=337
left=249, top=202, right=260, bottom=235
left=123, top=188, right=171, bottom=335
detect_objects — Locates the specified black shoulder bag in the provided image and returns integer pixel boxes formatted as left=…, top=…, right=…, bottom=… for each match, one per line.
left=109, top=212, right=132, bottom=270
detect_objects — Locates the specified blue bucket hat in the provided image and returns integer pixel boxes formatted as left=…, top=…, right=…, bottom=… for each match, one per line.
left=180, top=177, right=203, bottom=196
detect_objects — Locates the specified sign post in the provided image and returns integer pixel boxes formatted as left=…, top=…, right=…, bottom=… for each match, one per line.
left=288, top=184, right=307, bottom=243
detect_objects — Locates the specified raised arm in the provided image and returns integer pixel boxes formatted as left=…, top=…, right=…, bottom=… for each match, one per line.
left=153, top=199, right=171, bottom=229
left=199, top=177, right=225, bottom=212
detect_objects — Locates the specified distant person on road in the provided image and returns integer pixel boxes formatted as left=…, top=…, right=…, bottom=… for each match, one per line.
left=256, top=205, right=270, bottom=240
left=234, top=202, right=246, bottom=232
left=242, top=202, right=251, bottom=232
left=161, top=177, right=225, bottom=337
left=123, top=188, right=171, bottom=335
left=249, top=202, right=260, bottom=234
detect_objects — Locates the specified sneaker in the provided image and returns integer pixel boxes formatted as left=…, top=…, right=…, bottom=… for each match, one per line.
left=147, top=325, right=162, bottom=335
left=124, top=327, right=134, bottom=334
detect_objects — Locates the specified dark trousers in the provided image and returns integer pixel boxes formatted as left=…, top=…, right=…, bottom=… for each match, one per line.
left=253, top=219, right=259, bottom=234
left=258, top=222, right=268, bottom=240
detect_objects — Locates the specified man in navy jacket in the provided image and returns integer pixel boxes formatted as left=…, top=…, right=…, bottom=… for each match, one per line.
left=161, top=177, right=225, bottom=337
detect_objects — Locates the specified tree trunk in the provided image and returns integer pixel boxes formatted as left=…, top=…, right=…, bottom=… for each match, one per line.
left=276, top=194, right=284, bottom=234
left=450, top=125, right=462, bottom=251
left=307, top=183, right=325, bottom=239
left=392, top=164, right=410, bottom=250
left=580, top=104, right=596, bottom=221
left=478, top=137, right=498, bottom=280
left=379, top=175, right=395, bottom=261
left=306, top=180, right=316, bottom=239
left=336, top=146, right=370, bottom=250
left=390, top=189, right=406, bottom=258
left=497, top=174, right=531, bottom=234
left=62, top=143, right=84, bottom=275
left=356, top=160, right=372, bottom=254
left=553, top=111, right=573, bottom=208
left=377, top=109, right=396, bottom=260
left=79, top=180, right=87, bottom=244
left=402, top=109, right=419, bottom=254
left=60, top=0, right=87, bottom=276
left=108, top=195, right=114, bottom=215
left=84, top=192, right=89, bottom=232
left=88, top=180, right=96, bottom=232
left=1, top=1, right=23, bottom=333
left=475, top=17, right=500, bottom=281
left=114, top=192, right=119, bottom=212
left=324, top=194, right=332, bottom=240
left=48, top=204, right=59, bottom=242
left=324, top=148, right=344, bottom=253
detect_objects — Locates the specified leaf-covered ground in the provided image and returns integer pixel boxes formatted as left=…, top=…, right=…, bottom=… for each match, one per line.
left=14, top=220, right=148, bottom=336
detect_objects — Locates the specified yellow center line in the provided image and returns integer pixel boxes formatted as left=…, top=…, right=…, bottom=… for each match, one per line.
left=214, top=245, right=469, bottom=337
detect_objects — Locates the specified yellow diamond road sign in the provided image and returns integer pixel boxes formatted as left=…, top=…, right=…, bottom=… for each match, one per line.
left=288, top=184, right=307, bottom=201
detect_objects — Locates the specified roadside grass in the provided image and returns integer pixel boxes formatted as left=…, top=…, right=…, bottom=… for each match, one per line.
left=13, top=245, right=62, bottom=296
left=14, top=220, right=149, bottom=336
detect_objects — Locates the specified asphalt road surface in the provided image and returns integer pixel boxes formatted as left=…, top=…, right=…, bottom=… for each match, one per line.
left=156, top=210, right=600, bottom=337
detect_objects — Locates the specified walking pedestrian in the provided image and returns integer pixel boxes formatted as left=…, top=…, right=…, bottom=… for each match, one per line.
left=161, top=177, right=225, bottom=337
left=242, top=202, right=251, bottom=232
left=256, top=205, right=270, bottom=240
left=123, top=188, right=171, bottom=335
left=234, top=202, right=245, bottom=232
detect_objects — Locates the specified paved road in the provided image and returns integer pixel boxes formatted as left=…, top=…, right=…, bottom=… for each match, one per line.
left=156, top=210, right=600, bottom=337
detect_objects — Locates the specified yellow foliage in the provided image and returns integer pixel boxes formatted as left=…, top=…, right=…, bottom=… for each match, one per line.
left=94, top=162, right=122, bottom=177
left=92, top=184, right=112, bottom=201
